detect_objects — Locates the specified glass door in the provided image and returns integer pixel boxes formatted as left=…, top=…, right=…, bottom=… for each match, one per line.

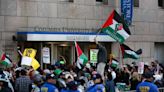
left=57, top=45, right=72, bottom=65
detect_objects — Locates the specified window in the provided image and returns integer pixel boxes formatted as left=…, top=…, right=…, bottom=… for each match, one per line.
left=133, top=0, right=139, bottom=7
left=96, top=0, right=108, bottom=5
left=59, top=0, right=73, bottom=2
left=158, top=0, right=164, bottom=8
left=96, top=0, right=102, bottom=2
left=69, top=0, right=73, bottom=2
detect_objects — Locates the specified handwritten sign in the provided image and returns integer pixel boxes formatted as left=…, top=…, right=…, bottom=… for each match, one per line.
left=90, top=49, right=98, bottom=63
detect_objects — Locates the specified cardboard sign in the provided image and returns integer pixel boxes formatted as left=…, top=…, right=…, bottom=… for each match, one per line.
left=21, top=56, right=32, bottom=66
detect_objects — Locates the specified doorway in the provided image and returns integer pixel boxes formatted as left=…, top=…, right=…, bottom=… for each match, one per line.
left=57, top=45, right=72, bottom=65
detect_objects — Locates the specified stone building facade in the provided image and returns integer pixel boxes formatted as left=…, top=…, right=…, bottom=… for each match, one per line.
left=0, top=0, right=164, bottom=65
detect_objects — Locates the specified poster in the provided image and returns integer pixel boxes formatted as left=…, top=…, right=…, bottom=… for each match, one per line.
left=138, top=62, right=144, bottom=74
left=90, top=49, right=98, bottom=63
left=31, top=58, right=40, bottom=70
left=21, top=56, right=32, bottom=66
left=42, top=47, right=50, bottom=64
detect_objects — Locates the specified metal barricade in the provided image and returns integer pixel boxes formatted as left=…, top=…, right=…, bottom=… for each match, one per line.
left=159, top=87, right=164, bottom=92
left=121, top=87, right=164, bottom=92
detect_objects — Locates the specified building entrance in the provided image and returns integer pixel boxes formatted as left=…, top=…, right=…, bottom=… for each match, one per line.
left=57, top=45, right=72, bottom=65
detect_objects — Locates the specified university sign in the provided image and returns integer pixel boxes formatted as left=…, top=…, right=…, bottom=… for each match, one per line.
left=121, top=0, right=133, bottom=25
left=17, top=28, right=116, bottom=42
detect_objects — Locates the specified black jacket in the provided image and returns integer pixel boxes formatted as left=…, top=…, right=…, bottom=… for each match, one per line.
left=97, top=43, right=107, bottom=63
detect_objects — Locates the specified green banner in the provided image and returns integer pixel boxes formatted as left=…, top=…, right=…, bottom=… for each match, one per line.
left=90, top=49, right=98, bottom=63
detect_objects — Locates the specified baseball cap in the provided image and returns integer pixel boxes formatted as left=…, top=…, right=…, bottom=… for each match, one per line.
left=67, top=81, right=79, bottom=90
left=46, top=73, right=57, bottom=79
left=92, top=73, right=102, bottom=80
left=60, top=61, right=65, bottom=64
left=54, top=69, right=62, bottom=76
left=142, top=71, right=153, bottom=78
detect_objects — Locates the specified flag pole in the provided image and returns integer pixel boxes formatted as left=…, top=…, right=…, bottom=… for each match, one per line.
left=95, top=28, right=102, bottom=39
left=118, top=43, right=123, bottom=68
left=73, top=39, right=76, bottom=65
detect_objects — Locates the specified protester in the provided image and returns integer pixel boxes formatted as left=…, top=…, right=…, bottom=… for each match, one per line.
left=15, top=69, right=32, bottom=92
left=130, top=66, right=141, bottom=90
left=31, top=74, right=43, bottom=92
left=136, top=71, right=158, bottom=92
left=41, top=73, right=59, bottom=92
left=0, top=72, right=12, bottom=92
left=61, top=81, right=80, bottom=92
left=2, top=70, right=14, bottom=92
left=86, top=73, right=105, bottom=92
left=105, top=69, right=115, bottom=92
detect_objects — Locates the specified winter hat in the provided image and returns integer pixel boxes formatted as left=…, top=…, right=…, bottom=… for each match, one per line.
left=143, top=71, right=153, bottom=79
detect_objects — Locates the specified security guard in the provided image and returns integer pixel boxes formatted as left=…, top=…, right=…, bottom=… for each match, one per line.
left=41, top=74, right=59, bottom=92
left=136, top=71, right=158, bottom=92
left=86, top=73, right=106, bottom=92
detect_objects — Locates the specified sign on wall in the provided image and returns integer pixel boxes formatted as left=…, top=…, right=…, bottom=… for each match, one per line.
left=42, top=47, right=50, bottom=64
left=121, top=0, right=133, bottom=25
left=90, top=49, right=98, bottom=63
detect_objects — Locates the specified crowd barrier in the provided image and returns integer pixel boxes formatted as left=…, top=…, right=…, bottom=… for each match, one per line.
left=159, top=87, right=164, bottom=92
left=117, top=87, right=164, bottom=92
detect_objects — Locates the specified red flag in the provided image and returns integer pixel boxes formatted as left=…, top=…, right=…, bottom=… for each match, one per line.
left=1, top=53, right=6, bottom=61
left=75, top=42, right=83, bottom=57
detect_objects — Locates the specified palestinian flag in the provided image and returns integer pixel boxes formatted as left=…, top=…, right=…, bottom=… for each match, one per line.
left=0, top=51, right=5, bottom=61
left=75, top=42, right=88, bottom=66
left=111, top=58, right=119, bottom=68
left=102, top=10, right=131, bottom=43
left=120, top=44, right=142, bottom=59
left=1, top=55, right=12, bottom=67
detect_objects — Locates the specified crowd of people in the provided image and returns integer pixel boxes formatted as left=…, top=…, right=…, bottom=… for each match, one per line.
left=0, top=59, right=163, bottom=92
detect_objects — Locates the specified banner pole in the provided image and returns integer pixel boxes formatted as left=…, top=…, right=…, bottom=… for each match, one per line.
left=118, top=43, right=123, bottom=68
left=95, top=28, right=102, bottom=39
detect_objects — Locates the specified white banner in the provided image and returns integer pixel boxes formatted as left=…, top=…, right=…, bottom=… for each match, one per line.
left=21, top=56, right=32, bottom=66
left=138, top=62, right=144, bottom=74
left=42, top=47, right=50, bottom=64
